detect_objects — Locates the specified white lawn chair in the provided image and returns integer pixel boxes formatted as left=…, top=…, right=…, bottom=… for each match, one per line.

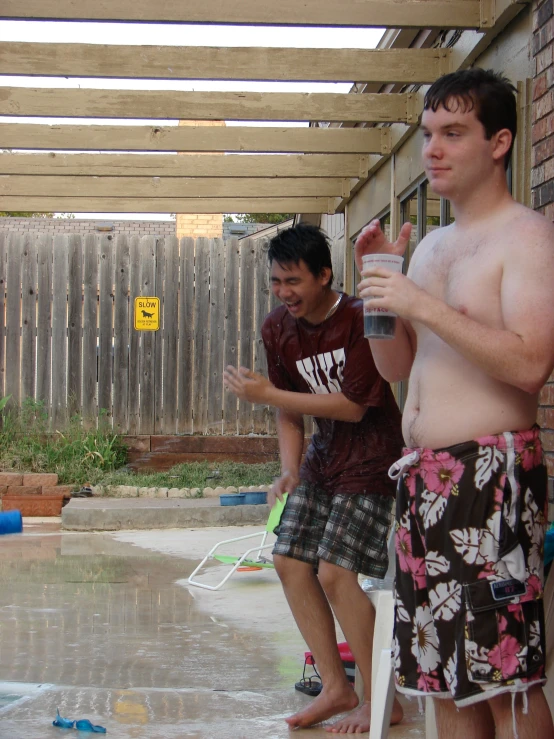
left=187, top=495, right=287, bottom=591
left=354, top=529, right=397, bottom=739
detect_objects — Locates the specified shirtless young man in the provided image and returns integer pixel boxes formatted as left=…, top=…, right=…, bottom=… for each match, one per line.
left=224, top=224, right=404, bottom=733
left=356, top=69, right=554, bottom=738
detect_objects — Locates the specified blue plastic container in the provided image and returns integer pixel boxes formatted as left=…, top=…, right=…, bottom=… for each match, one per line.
left=243, top=491, right=268, bottom=505
left=0, top=510, right=22, bottom=535
left=219, top=493, right=246, bottom=506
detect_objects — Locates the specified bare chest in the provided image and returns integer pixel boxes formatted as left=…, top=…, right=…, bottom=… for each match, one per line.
left=411, top=236, right=503, bottom=322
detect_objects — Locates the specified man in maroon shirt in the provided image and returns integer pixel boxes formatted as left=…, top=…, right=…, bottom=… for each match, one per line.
left=224, top=224, right=404, bottom=732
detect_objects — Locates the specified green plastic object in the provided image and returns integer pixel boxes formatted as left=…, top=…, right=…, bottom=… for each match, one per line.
left=266, top=493, right=288, bottom=533
left=213, top=554, right=275, bottom=569
left=211, top=496, right=288, bottom=570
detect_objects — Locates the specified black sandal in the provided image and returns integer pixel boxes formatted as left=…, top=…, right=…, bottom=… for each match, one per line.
left=294, top=676, right=322, bottom=696
left=294, top=658, right=323, bottom=696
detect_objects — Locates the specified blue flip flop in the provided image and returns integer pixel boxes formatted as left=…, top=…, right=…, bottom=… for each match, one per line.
left=53, top=710, right=107, bottom=733
left=75, top=719, right=107, bottom=733
left=53, top=710, right=75, bottom=729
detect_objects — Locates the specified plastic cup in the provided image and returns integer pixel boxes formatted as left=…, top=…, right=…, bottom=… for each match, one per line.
left=361, top=254, right=404, bottom=339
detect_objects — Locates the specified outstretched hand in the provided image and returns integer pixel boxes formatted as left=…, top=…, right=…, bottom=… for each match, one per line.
left=223, top=365, right=274, bottom=404
left=354, top=219, right=412, bottom=273
left=269, top=470, right=298, bottom=508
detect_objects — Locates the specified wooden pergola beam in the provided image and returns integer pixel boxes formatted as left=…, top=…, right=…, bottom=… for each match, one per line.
left=332, top=1, right=531, bottom=223
left=0, top=43, right=451, bottom=84
left=0, top=175, right=351, bottom=198
left=0, top=0, right=484, bottom=29
left=0, top=196, right=336, bottom=214
left=0, top=1, right=526, bottom=220
left=0, top=153, right=374, bottom=178
left=0, top=87, right=420, bottom=124
left=0, top=123, right=391, bottom=154
left=453, top=0, right=531, bottom=69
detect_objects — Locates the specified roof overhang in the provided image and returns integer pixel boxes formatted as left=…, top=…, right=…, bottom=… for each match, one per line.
left=0, top=0, right=530, bottom=216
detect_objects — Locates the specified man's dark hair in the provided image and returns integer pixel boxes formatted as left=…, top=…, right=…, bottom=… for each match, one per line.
left=268, top=224, right=333, bottom=287
left=424, top=68, right=517, bottom=169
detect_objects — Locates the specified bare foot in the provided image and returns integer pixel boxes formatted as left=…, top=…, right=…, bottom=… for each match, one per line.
left=286, top=685, right=359, bottom=729
left=325, top=695, right=404, bottom=733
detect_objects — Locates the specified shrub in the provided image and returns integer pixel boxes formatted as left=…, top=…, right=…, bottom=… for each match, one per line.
left=0, top=399, right=127, bottom=485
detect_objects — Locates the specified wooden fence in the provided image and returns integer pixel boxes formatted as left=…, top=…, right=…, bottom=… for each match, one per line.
left=0, top=227, right=345, bottom=435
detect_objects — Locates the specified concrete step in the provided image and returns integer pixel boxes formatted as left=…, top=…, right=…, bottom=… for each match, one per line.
left=62, top=497, right=271, bottom=531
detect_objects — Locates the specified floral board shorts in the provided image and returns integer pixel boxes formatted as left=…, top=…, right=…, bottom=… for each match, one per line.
left=272, top=481, right=394, bottom=578
left=389, top=427, right=548, bottom=707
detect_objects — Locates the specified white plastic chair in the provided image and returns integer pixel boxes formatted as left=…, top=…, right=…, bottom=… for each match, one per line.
left=369, top=646, right=396, bottom=739
left=187, top=495, right=287, bottom=591
left=354, top=528, right=396, bottom=739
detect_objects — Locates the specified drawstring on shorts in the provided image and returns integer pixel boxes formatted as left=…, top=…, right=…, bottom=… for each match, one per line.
left=510, top=691, right=528, bottom=739
left=388, top=451, right=420, bottom=480
left=511, top=692, right=519, bottom=739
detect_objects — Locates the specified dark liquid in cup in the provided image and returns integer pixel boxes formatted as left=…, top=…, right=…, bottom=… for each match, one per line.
left=364, top=314, right=396, bottom=339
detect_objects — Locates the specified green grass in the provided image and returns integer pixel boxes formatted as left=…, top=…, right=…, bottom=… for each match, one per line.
left=100, top=460, right=281, bottom=491
left=0, top=399, right=127, bottom=486
left=0, top=398, right=280, bottom=492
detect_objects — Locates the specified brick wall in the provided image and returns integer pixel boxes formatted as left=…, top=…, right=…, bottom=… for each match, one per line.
left=175, top=213, right=224, bottom=239
left=533, top=0, right=554, bottom=521
left=0, top=217, right=280, bottom=241
left=223, top=221, right=275, bottom=239
left=533, top=0, right=554, bottom=219
left=0, top=217, right=176, bottom=238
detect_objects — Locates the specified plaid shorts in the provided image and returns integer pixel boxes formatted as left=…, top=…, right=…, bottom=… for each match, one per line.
left=272, top=481, right=394, bottom=578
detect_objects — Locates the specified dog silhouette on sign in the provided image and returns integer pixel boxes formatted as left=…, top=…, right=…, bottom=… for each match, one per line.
left=141, top=309, right=155, bottom=318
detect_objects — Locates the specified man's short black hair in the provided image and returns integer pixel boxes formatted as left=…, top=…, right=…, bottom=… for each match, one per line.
left=268, top=224, right=334, bottom=287
left=424, top=68, right=517, bottom=169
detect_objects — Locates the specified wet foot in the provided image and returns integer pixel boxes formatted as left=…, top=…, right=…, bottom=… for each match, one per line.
left=286, top=685, right=359, bottom=729
left=325, top=695, right=404, bottom=733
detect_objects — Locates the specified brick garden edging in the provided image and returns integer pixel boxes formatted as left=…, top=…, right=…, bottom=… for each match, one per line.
left=90, top=484, right=272, bottom=499
left=0, top=471, right=273, bottom=515
left=0, top=472, right=71, bottom=516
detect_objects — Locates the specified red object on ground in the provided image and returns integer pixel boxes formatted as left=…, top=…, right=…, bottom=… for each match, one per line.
left=304, top=641, right=356, bottom=683
left=236, top=565, right=263, bottom=571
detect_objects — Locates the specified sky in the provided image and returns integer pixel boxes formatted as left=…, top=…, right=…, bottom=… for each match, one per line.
left=0, top=20, right=384, bottom=219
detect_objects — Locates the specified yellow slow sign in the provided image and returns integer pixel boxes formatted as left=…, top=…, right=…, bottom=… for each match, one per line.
left=134, top=297, right=160, bottom=331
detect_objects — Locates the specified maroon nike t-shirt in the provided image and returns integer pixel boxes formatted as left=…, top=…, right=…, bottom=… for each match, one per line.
left=262, top=293, right=403, bottom=497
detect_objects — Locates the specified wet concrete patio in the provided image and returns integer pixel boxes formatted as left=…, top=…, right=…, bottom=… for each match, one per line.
left=0, top=520, right=425, bottom=738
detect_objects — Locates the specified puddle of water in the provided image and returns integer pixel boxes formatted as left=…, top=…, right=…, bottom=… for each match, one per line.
left=0, top=529, right=292, bottom=694
left=0, top=682, right=51, bottom=713
left=0, top=692, right=22, bottom=709
left=0, top=526, right=425, bottom=738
